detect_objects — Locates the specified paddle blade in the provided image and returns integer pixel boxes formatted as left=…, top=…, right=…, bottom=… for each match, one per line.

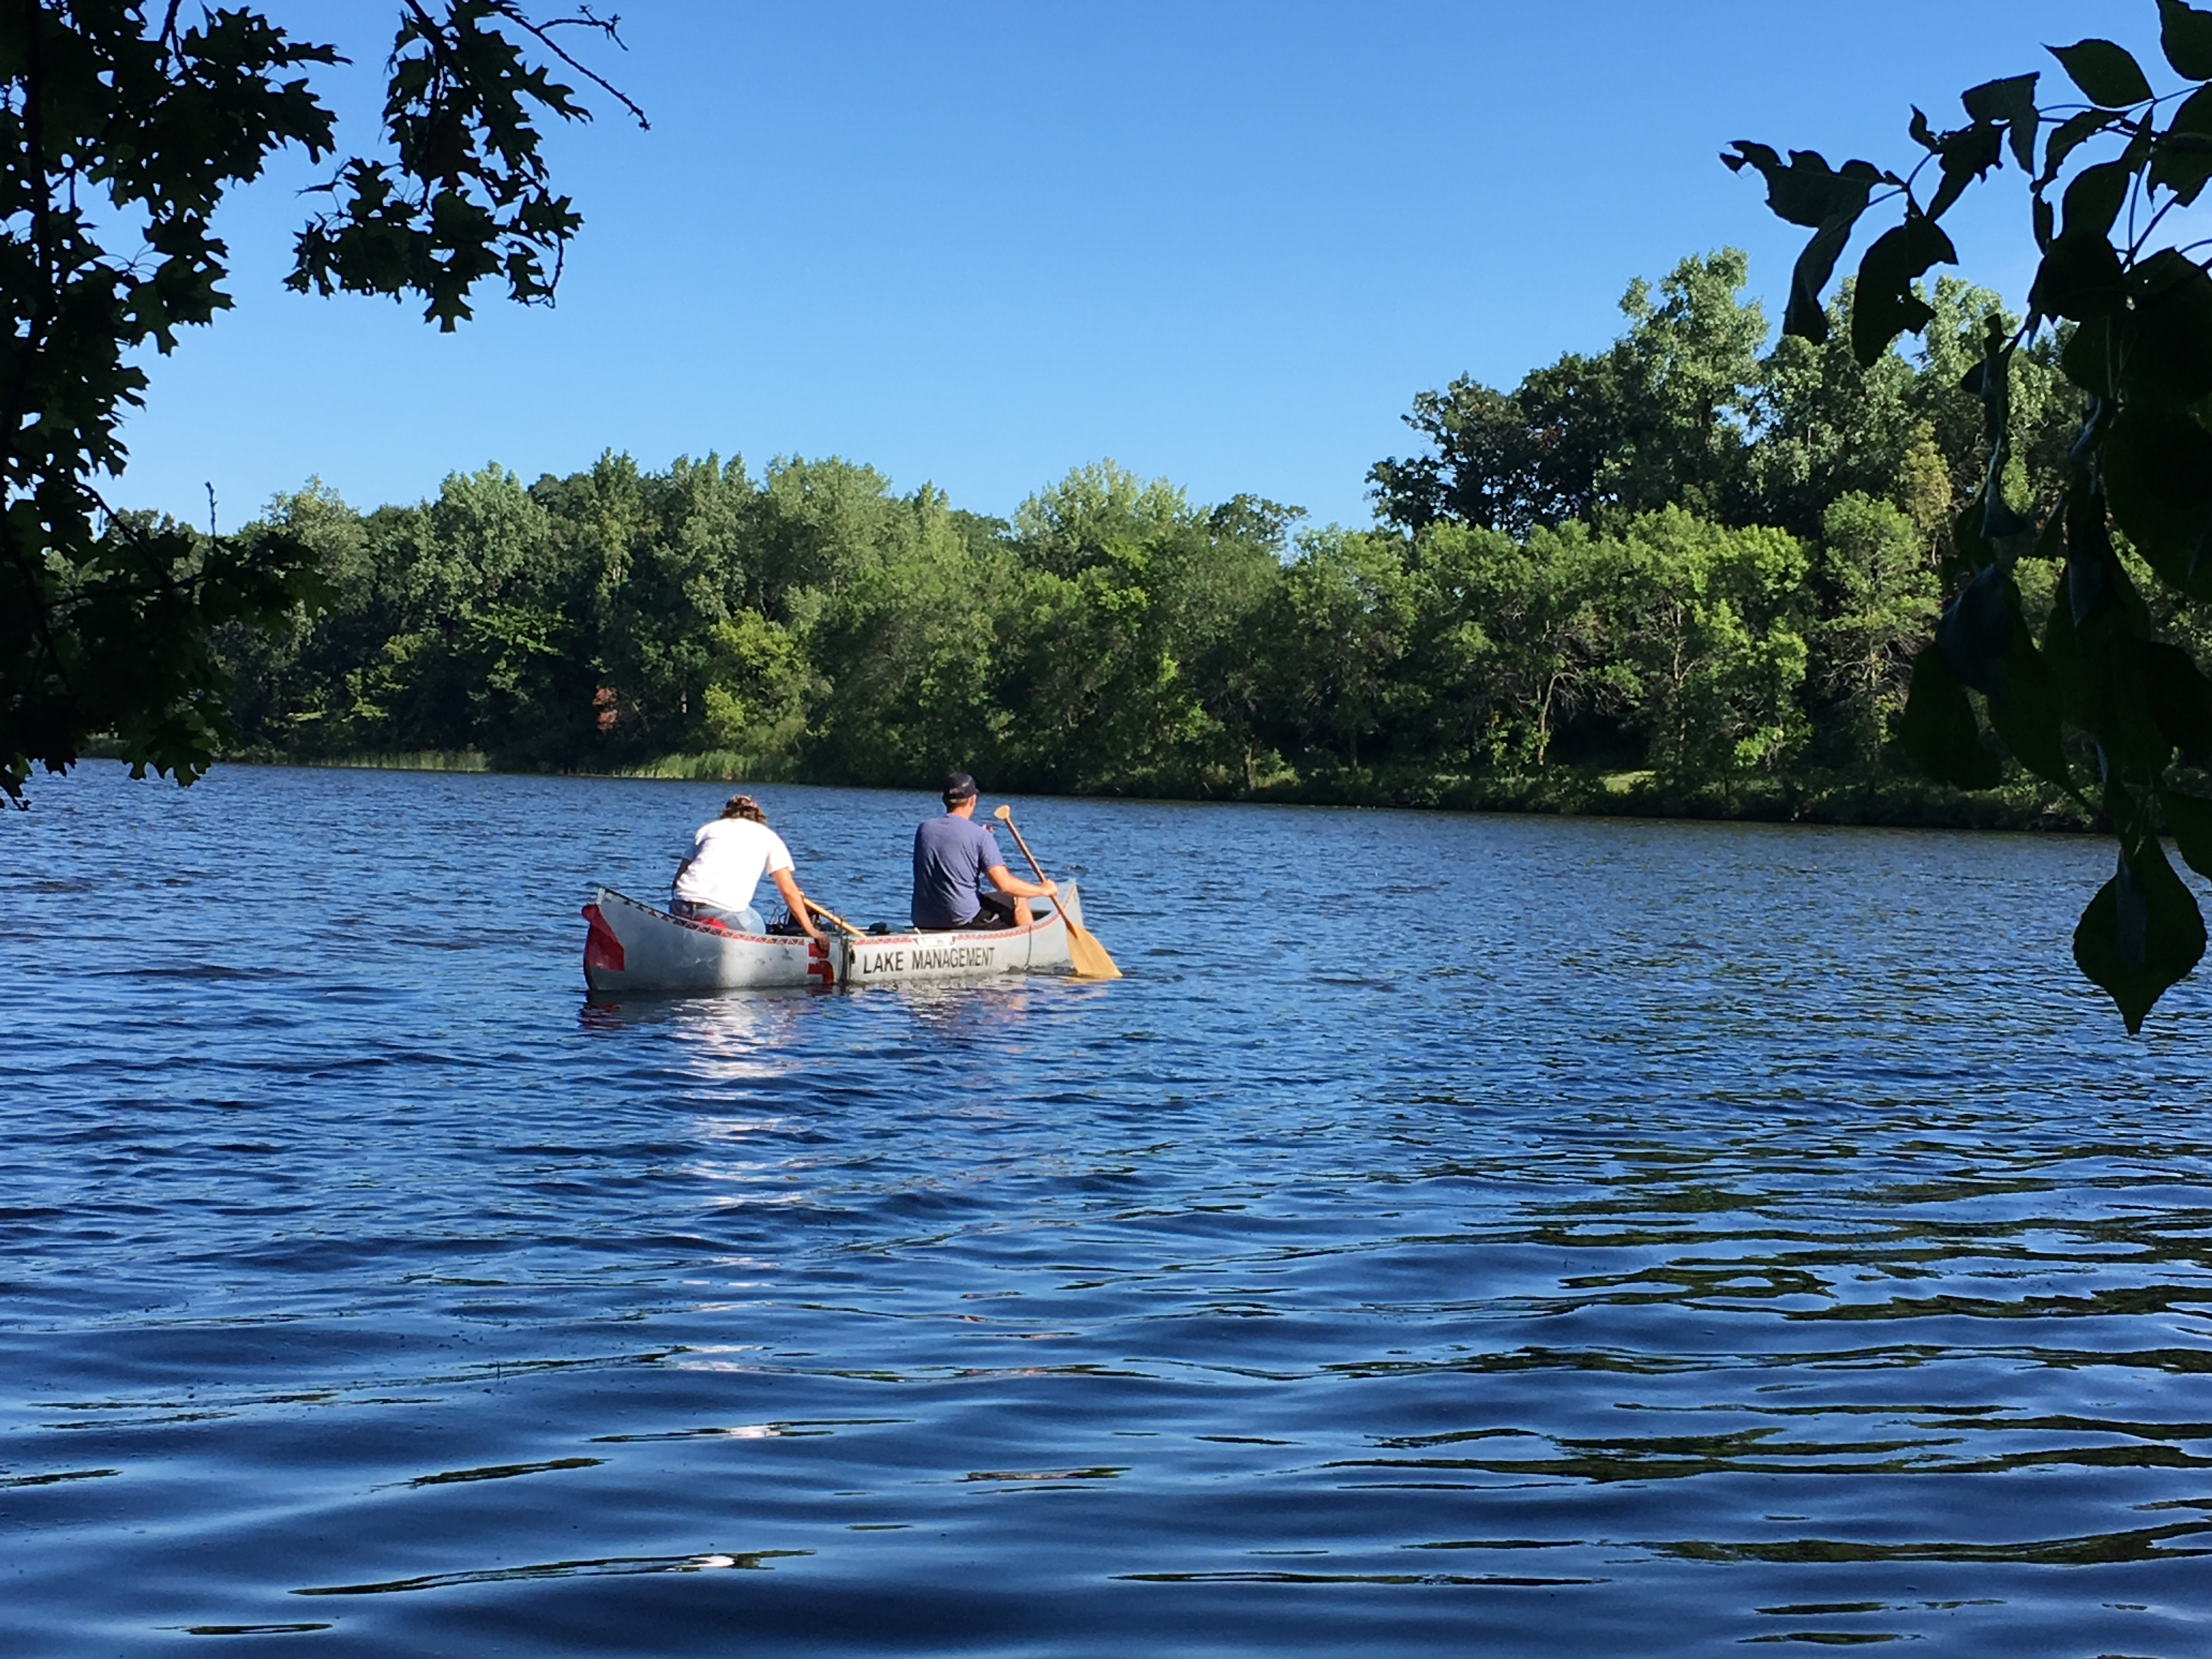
left=1065, top=918, right=1121, bottom=980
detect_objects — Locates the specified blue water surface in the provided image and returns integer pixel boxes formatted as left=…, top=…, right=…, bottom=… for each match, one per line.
left=3, top=761, right=2209, bottom=1656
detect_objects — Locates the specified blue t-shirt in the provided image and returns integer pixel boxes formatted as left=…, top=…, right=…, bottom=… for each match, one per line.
left=912, top=813, right=1004, bottom=929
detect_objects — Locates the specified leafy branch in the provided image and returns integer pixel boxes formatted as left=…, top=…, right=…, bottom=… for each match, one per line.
left=1729, top=0, right=2212, bottom=1030
left=292, top=1, right=648, bottom=329
left=2, top=3, right=640, bottom=805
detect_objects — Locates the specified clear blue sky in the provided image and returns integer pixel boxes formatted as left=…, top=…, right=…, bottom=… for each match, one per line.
left=122, top=0, right=2138, bottom=532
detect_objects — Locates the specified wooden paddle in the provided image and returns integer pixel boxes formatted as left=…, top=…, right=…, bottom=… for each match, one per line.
left=804, top=897, right=866, bottom=939
left=993, top=805, right=1121, bottom=979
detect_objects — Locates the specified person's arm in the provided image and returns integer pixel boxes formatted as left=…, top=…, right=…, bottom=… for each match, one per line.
left=984, top=862, right=1056, bottom=901
left=975, top=819, right=1053, bottom=901
left=770, top=865, right=825, bottom=942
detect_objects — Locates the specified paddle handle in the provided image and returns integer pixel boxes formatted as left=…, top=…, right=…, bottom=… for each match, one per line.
left=804, top=898, right=865, bottom=938
left=998, top=814, right=1051, bottom=889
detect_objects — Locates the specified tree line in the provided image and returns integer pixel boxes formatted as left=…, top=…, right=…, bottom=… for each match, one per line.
left=202, top=250, right=2104, bottom=812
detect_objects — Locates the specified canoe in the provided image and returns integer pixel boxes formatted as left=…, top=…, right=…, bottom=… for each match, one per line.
left=580, top=882, right=1087, bottom=995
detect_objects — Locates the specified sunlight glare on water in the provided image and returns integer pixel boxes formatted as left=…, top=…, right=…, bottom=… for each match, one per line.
left=3, top=763, right=2210, bottom=1656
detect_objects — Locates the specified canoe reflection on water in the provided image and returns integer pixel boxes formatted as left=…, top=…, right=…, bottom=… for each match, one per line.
left=578, top=986, right=820, bottom=1035
left=578, top=976, right=1068, bottom=1079
left=579, top=979, right=1071, bottom=1224
left=579, top=975, right=1062, bottom=1027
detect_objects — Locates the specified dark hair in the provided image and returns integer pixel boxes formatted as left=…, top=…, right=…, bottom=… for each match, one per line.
left=941, top=771, right=978, bottom=806
left=719, top=794, right=768, bottom=824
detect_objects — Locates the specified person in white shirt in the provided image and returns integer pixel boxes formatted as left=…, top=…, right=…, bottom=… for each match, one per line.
left=671, top=794, right=825, bottom=941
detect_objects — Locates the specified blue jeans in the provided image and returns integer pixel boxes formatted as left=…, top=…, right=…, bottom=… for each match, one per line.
left=672, top=898, right=766, bottom=933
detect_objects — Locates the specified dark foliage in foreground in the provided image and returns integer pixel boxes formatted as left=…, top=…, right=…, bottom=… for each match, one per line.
left=2, top=1, right=639, bottom=803
left=1733, top=0, right=2212, bottom=1025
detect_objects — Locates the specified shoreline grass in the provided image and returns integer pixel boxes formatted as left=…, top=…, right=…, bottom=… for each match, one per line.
left=213, top=748, right=2095, bottom=833
left=289, top=748, right=492, bottom=772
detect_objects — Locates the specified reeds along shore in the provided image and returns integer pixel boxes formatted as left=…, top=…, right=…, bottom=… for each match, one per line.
left=221, top=745, right=2094, bottom=834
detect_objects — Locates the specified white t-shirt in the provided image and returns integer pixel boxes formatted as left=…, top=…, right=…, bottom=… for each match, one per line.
left=673, top=817, right=793, bottom=912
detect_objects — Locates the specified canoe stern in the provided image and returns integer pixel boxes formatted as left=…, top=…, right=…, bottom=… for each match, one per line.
left=583, top=887, right=828, bottom=994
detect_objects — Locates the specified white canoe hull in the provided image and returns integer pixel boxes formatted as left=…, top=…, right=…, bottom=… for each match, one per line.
left=583, top=887, right=833, bottom=994
left=582, top=883, right=1086, bottom=995
left=838, top=884, right=1079, bottom=986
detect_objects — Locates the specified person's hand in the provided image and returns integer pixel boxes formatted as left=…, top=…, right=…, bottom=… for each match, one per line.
left=1041, top=878, right=1059, bottom=897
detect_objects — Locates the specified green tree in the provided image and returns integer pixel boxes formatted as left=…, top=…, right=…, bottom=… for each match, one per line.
left=804, top=507, right=1022, bottom=786
left=1370, top=251, right=1767, bottom=534
left=549, top=451, right=706, bottom=758
left=1602, top=250, right=1769, bottom=521
left=1148, top=496, right=1301, bottom=793
left=3, top=1, right=639, bottom=801
left=1745, top=283, right=1929, bottom=538
left=753, top=456, right=916, bottom=612
left=216, top=481, right=372, bottom=753
left=1012, top=459, right=1193, bottom=578
left=368, top=463, right=580, bottom=757
left=1367, top=376, right=1567, bottom=534
left=1615, top=510, right=1812, bottom=782
left=1812, top=492, right=1941, bottom=767
left=1907, top=279, right=2076, bottom=524
left=1396, top=520, right=1626, bottom=769
left=989, top=463, right=1290, bottom=793
left=699, top=610, right=814, bottom=757
left=1267, top=528, right=1413, bottom=772
left=409, top=464, right=558, bottom=624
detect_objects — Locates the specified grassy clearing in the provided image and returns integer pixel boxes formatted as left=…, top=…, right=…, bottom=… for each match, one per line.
left=228, top=748, right=795, bottom=785
left=290, top=749, right=491, bottom=772
left=603, top=752, right=799, bottom=783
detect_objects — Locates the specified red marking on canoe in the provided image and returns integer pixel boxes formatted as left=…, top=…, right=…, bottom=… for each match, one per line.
left=581, top=903, right=627, bottom=973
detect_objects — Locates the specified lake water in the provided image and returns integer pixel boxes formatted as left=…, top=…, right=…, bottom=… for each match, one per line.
left=4, top=762, right=2210, bottom=1656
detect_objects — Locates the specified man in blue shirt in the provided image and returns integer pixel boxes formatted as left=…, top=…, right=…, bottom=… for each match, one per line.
left=912, top=772, right=1058, bottom=930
